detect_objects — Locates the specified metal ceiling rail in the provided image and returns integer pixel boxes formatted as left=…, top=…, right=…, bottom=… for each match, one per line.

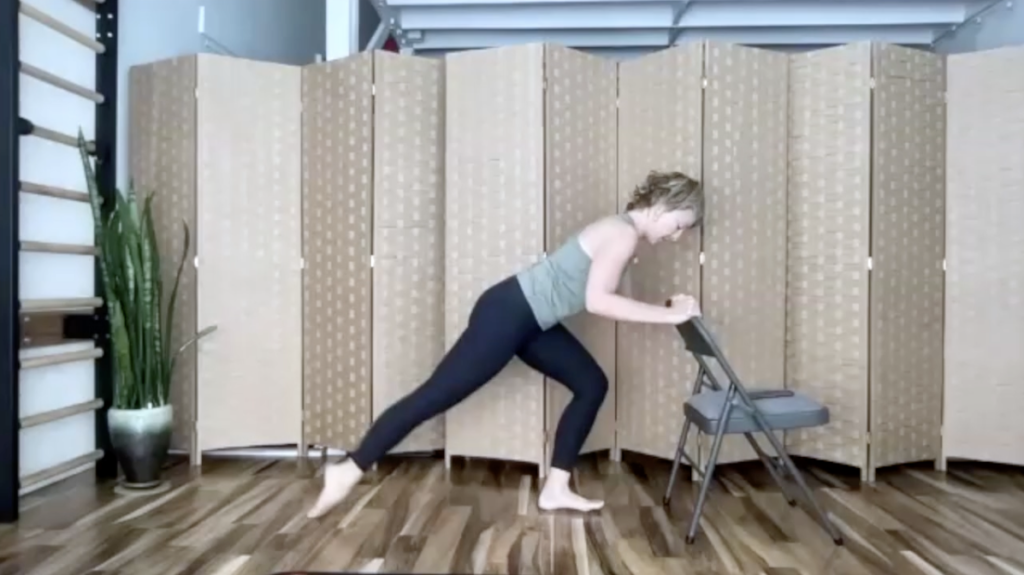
left=371, top=0, right=976, bottom=51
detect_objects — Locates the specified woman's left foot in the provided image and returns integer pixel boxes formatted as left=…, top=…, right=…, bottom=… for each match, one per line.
left=538, top=485, right=605, bottom=512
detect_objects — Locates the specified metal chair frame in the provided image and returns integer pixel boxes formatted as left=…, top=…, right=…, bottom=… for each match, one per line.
left=662, top=318, right=844, bottom=546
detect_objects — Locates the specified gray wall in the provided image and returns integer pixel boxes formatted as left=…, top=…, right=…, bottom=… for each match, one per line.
left=116, top=0, right=326, bottom=188
left=934, top=1, right=1023, bottom=53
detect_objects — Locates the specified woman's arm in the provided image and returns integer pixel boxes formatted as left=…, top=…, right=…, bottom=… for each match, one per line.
left=584, top=225, right=691, bottom=325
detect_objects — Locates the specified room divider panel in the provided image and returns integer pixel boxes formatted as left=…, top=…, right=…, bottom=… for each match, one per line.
left=698, top=42, right=790, bottom=466
left=786, top=42, right=945, bottom=481
left=786, top=43, right=873, bottom=478
left=130, top=54, right=304, bottom=464
left=371, top=53, right=446, bottom=455
left=543, top=45, right=618, bottom=459
left=301, top=53, right=373, bottom=454
left=444, top=44, right=547, bottom=470
left=615, top=44, right=703, bottom=462
left=866, top=44, right=945, bottom=476
left=943, top=46, right=1024, bottom=469
left=129, top=56, right=197, bottom=456
left=302, top=51, right=445, bottom=455
left=444, top=43, right=618, bottom=472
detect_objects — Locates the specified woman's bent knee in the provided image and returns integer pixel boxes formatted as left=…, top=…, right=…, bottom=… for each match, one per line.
left=578, top=370, right=609, bottom=406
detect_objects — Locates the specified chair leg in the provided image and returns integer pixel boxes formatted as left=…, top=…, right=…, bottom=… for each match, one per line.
left=754, top=422, right=844, bottom=545
left=743, top=432, right=796, bottom=506
left=685, top=407, right=731, bottom=545
left=663, top=416, right=694, bottom=507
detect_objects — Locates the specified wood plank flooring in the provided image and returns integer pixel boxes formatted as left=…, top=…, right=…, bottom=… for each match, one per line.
left=2, top=452, right=1024, bottom=574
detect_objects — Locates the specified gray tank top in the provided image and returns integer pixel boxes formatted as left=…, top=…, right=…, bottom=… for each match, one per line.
left=516, top=214, right=634, bottom=330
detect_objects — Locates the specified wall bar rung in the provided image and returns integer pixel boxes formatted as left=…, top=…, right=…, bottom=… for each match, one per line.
left=19, top=118, right=95, bottom=153
left=18, top=2, right=106, bottom=54
left=20, top=398, right=103, bottom=429
left=20, top=181, right=89, bottom=202
left=20, top=347, right=103, bottom=369
left=20, top=241, right=98, bottom=256
left=19, top=297, right=103, bottom=313
left=20, top=62, right=104, bottom=103
left=69, top=0, right=98, bottom=13
left=18, top=449, right=103, bottom=491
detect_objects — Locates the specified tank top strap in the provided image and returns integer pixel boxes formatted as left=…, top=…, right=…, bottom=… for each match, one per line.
left=617, top=213, right=637, bottom=229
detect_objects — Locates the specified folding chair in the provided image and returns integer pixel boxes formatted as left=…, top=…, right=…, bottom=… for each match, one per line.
left=662, top=317, right=844, bottom=546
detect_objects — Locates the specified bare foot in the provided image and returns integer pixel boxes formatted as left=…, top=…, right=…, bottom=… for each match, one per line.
left=538, top=467, right=604, bottom=512
left=306, top=459, right=363, bottom=519
left=538, top=487, right=605, bottom=512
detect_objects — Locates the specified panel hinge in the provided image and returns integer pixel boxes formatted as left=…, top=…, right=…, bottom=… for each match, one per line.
left=699, top=251, right=705, bottom=266
left=300, top=257, right=306, bottom=270
left=371, top=84, right=376, bottom=96
left=869, top=77, right=876, bottom=89
left=701, top=77, right=708, bottom=89
left=194, top=88, right=199, bottom=100
left=615, top=98, right=619, bottom=109
left=942, top=258, right=947, bottom=272
left=193, top=256, right=199, bottom=268
left=865, top=432, right=871, bottom=445
left=867, top=257, right=873, bottom=270
left=370, top=254, right=375, bottom=268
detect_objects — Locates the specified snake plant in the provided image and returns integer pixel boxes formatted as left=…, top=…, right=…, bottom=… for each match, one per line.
left=78, top=131, right=216, bottom=410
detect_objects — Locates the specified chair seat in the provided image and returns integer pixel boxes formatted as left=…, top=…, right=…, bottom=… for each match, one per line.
left=684, top=388, right=829, bottom=435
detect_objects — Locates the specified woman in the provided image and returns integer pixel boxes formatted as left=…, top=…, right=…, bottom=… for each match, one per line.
left=307, top=170, right=705, bottom=518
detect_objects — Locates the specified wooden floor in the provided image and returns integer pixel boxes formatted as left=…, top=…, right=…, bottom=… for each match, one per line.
left=2, top=452, right=1024, bottom=575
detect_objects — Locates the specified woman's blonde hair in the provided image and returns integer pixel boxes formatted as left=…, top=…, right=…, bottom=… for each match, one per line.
left=625, top=170, right=704, bottom=225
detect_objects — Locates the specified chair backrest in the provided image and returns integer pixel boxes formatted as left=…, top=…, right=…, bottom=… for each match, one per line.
left=674, top=317, right=726, bottom=359
left=674, top=317, right=745, bottom=393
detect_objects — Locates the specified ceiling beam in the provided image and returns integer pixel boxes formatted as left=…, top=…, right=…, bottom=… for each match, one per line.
left=410, top=24, right=940, bottom=50
left=395, top=1, right=968, bottom=30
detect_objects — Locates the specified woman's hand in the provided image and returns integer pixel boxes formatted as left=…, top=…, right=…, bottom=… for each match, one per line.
left=665, top=293, right=701, bottom=324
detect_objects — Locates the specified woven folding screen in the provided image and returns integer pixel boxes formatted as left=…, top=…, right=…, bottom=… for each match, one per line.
left=543, top=44, right=618, bottom=457
left=615, top=44, right=703, bottom=462
left=786, top=43, right=944, bottom=480
left=699, top=42, right=790, bottom=465
left=302, top=52, right=445, bottom=455
left=372, top=52, right=446, bottom=454
left=444, top=44, right=547, bottom=469
left=786, top=44, right=872, bottom=476
left=129, top=54, right=304, bottom=464
left=868, top=44, right=945, bottom=475
left=301, top=53, right=374, bottom=452
left=128, top=56, right=198, bottom=456
left=943, top=46, right=1024, bottom=468
left=444, top=44, right=618, bottom=471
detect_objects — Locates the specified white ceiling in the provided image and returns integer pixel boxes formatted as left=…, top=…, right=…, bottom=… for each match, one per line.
left=370, top=0, right=1001, bottom=54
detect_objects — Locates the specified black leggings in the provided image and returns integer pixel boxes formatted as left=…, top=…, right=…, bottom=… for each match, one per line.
left=349, top=275, right=608, bottom=472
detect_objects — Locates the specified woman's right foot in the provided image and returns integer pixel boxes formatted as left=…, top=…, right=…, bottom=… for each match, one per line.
left=306, top=459, right=363, bottom=519
left=538, top=487, right=605, bottom=512
left=537, top=467, right=604, bottom=512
